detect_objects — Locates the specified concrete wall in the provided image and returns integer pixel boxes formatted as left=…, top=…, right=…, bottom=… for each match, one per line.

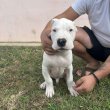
left=0, top=0, right=89, bottom=43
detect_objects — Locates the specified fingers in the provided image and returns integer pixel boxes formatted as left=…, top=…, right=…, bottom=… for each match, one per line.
left=74, top=78, right=85, bottom=93
left=75, top=85, right=85, bottom=93
left=42, top=43, right=52, bottom=51
left=45, top=49, right=57, bottom=55
left=75, top=78, right=83, bottom=87
left=41, top=34, right=52, bottom=46
left=45, top=32, right=52, bottom=44
left=41, top=31, right=56, bottom=54
left=45, top=36, right=52, bottom=45
left=43, top=43, right=57, bottom=55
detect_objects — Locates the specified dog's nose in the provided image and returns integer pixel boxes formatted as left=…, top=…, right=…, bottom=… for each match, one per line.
left=57, top=38, right=66, bottom=47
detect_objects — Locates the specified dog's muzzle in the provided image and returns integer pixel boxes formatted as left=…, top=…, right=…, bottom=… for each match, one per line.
left=57, top=38, right=66, bottom=47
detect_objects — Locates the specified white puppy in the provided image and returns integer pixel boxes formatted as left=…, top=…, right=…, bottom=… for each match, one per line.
left=40, top=18, right=78, bottom=98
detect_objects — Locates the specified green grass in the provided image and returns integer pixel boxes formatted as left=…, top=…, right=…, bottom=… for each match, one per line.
left=0, top=46, right=110, bottom=110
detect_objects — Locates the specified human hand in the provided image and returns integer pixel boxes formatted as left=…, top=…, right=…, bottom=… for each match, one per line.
left=40, top=25, right=57, bottom=55
left=74, top=75, right=97, bottom=93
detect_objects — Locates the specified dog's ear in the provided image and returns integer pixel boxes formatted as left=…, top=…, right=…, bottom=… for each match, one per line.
left=72, top=21, right=77, bottom=32
left=51, top=18, right=59, bottom=25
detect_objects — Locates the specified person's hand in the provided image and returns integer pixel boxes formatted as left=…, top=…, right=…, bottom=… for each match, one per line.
left=74, top=75, right=97, bottom=93
left=40, top=26, right=57, bottom=55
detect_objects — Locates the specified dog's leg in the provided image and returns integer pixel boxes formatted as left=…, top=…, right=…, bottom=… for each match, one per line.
left=41, top=65, right=54, bottom=98
left=66, top=64, right=79, bottom=96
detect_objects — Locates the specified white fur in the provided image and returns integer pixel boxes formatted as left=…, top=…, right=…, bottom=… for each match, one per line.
left=40, top=18, right=78, bottom=98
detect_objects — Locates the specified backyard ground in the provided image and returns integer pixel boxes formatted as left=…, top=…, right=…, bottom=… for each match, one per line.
left=0, top=46, right=110, bottom=110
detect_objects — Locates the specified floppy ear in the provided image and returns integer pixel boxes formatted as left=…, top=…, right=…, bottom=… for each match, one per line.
left=73, top=21, right=77, bottom=31
left=51, top=18, right=59, bottom=25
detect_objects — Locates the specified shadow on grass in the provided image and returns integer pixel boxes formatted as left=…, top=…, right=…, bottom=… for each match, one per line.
left=0, top=46, right=110, bottom=110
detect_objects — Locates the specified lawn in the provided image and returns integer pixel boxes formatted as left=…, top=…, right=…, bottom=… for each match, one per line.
left=0, top=46, right=110, bottom=110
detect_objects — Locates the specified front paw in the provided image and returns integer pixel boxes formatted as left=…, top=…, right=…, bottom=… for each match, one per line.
left=68, top=82, right=79, bottom=96
left=68, top=87, right=79, bottom=96
left=45, top=86, right=54, bottom=98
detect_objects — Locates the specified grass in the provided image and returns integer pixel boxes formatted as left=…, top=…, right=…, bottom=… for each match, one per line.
left=0, top=46, right=110, bottom=110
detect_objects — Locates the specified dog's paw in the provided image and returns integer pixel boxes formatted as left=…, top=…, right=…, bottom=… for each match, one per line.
left=68, top=87, right=79, bottom=96
left=45, top=86, right=54, bottom=98
left=56, top=78, right=59, bottom=84
left=68, top=82, right=79, bottom=96
left=40, top=82, right=46, bottom=89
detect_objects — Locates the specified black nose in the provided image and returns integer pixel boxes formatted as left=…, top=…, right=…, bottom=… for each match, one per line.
left=57, top=38, right=66, bottom=47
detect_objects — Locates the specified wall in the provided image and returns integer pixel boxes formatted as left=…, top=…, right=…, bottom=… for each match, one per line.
left=0, top=0, right=89, bottom=42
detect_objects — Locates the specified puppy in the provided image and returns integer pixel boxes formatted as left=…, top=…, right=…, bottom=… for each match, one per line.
left=40, top=18, right=78, bottom=98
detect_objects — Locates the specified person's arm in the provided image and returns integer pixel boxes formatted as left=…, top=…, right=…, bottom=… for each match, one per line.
left=94, top=56, right=110, bottom=79
left=75, top=56, right=110, bottom=93
left=41, top=7, right=79, bottom=54
left=44, top=7, right=79, bottom=30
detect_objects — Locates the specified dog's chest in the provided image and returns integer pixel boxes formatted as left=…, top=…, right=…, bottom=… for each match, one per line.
left=43, top=51, right=72, bottom=78
left=43, top=51, right=72, bottom=67
left=51, top=55, right=70, bottom=66
left=48, top=67, right=66, bottom=78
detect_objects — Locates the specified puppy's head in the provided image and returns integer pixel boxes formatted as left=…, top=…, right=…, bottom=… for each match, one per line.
left=50, top=18, right=77, bottom=51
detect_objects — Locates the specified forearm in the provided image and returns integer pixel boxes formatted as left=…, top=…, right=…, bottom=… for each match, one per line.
left=94, top=56, right=110, bottom=80
left=44, top=7, right=79, bottom=30
left=55, top=7, right=79, bottom=20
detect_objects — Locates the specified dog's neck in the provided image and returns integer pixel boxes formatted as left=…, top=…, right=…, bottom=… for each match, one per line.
left=55, top=49, right=72, bottom=56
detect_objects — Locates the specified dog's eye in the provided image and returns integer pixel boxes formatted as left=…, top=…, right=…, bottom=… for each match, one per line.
left=69, top=29, right=73, bottom=32
left=53, top=29, right=57, bottom=32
